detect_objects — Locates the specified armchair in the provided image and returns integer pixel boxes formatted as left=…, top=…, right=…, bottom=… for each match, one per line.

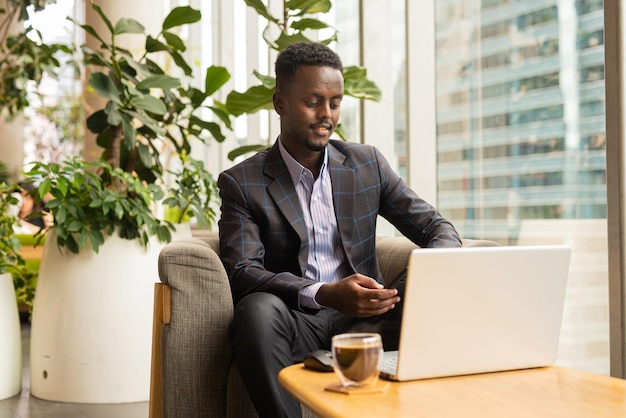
left=149, top=233, right=498, bottom=417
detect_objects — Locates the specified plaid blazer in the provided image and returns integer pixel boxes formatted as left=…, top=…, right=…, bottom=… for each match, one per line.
left=218, top=140, right=461, bottom=309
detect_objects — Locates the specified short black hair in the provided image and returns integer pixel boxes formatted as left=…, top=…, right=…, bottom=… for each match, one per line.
left=275, top=42, right=343, bottom=90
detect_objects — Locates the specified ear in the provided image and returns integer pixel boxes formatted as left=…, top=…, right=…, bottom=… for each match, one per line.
left=273, top=92, right=284, bottom=115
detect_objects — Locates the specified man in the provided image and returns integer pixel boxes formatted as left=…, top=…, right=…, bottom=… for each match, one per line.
left=218, top=41, right=461, bottom=418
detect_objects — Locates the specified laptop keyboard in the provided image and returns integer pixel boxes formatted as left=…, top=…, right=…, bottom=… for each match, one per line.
left=380, top=351, right=398, bottom=374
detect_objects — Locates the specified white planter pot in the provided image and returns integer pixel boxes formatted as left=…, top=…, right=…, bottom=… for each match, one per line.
left=0, top=272, right=22, bottom=400
left=30, top=227, right=189, bottom=403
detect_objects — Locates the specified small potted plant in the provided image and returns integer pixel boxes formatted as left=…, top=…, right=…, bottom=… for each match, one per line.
left=0, top=182, right=36, bottom=308
left=0, top=182, right=35, bottom=400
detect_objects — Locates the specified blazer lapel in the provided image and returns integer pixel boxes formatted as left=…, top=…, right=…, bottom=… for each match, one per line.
left=264, top=143, right=308, bottom=267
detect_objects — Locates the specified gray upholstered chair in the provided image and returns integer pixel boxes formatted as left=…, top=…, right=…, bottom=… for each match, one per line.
left=149, top=232, right=498, bottom=417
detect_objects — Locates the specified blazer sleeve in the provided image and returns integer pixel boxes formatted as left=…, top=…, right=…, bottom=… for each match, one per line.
left=373, top=146, right=462, bottom=248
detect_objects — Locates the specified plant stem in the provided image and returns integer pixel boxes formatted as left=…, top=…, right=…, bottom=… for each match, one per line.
left=108, top=123, right=123, bottom=170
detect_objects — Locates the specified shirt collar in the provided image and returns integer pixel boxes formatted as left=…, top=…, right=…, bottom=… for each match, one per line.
left=278, top=137, right=328, bottom=186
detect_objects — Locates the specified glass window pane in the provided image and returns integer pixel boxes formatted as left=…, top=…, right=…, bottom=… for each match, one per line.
left=435, top=0, right=608, bottom=374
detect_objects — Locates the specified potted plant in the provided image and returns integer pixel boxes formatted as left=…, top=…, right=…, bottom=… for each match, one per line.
left=24, top=2, right=231, bottom=403
left=0, top=182, right=35, bottom=400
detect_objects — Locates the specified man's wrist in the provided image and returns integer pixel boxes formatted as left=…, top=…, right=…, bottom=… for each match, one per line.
left=315, top=283, right=331, bottom=308
left=299, top=282, right=325, bottom=309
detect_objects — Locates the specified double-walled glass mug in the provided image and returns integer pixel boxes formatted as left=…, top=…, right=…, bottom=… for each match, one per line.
left=331, top=332, right=382, bottom=388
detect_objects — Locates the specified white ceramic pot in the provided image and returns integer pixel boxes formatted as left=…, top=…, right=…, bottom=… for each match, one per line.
left=0, top=272, right=22, bottom=400
left=29, top=227, right=189, bottom=403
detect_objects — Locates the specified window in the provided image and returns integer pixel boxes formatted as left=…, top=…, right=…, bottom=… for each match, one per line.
left=434, top=0, right=608, bottom=375
left=205, top=0, right=612, bottom=376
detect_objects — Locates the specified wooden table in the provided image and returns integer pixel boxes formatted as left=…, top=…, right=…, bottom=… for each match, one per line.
left=278, top=364, right=626, bottom=417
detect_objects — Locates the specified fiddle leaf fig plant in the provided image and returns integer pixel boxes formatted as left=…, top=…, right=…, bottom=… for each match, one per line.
left=224, top=0, right=382, bottom=160
left=71, top=1, right=231, bottom=183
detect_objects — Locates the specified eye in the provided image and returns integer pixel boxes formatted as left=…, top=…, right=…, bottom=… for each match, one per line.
left=305, top=101, right=318, bottom=107
left=330, top=103, right=340, bottom=110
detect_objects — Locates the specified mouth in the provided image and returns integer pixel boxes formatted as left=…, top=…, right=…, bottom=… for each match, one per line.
left=312, top=123, right=333, bottom=136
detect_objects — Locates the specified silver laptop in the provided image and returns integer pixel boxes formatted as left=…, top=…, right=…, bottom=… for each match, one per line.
left=379, top=245, right=571, bottom=381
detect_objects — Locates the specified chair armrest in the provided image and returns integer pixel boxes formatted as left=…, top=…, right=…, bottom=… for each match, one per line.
left=375, top=236, right=500, bottom=285
left=157, top=237, right=233, bottom=417
left=149, top=283, right=169, bottom=418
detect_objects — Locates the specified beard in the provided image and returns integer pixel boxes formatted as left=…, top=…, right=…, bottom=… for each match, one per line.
left=305, top=138, right=327, bottom=152
left=304, top=130, right=332, bottom=152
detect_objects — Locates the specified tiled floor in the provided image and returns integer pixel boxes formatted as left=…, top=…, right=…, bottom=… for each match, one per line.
left=0, top=322, right=148, bottom=418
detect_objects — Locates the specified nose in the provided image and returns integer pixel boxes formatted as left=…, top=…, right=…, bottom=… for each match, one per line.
left=317, top=102, right=331, bottom=119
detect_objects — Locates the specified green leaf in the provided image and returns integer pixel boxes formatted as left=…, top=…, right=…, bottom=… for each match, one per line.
left=114, top=18, right=145, bottom=35
left=225, top=85, right=274, bottom=116
left=69, top=20, right=106, bottom=45
left=135, top=75, right=181, bottom=90
left=91, top=2, right=114, bottom=35
left=79, top=229, right=88, bottom=250
left=57, top=177, right=70, bottom=196
left=67, top=221, right=83, bottom=232
left=162, top=6, right=201, bottom=30
left=189, top=117, right=226, bottom=143
left=123, top=109, right=166, bottom=136
left=169, top=50, right=192, bottom=76
left=274, top=31, right=311, bottom=51
left=343, top=65, right=381, bottom=101
left=343, top=65, right=366, bottom=80
left=207, top=103, right=233, bottom=130
left=105, top=101, right=122, bottom=126
left=318, top=33, right=338, bottom=46
left=130, top=95, right=167, bottom=115
left=182, top=87, right=207, bottom=107
left=121, top=115, right=137, bottom=149
left=345, top=80, right=382, bottom=101
left=86, top=109, right=109, bottom=134
left=253, top=71, right=276, bottom=89
left=290, top=18, right=331, bottom=31
left=65, top=235, right=79, bottom=254
left=114, top=201, right=124, bottom=219
left=95, top=129, right=111, bottom=149
left=205, top=66, right=230, bottom=96
left=119, top=51, right=153, bottom=79
left=244, top=0, right=280, bottom=23
left=163, top=31, right=185, bottom=52
left=39, top=179, right=52, bottom=198
left=137, top=143, right=152, bottom=168
left=228, top=143, right=269, bottom=161
left=89, top=72, right=121, bottom=104
left=287, top=0, right=332, bottom=15
left=145, top=36, right=169, bottom=53
left=203, top=122, right=226, bottom=143
left=81, top=46, right=110, bottom=68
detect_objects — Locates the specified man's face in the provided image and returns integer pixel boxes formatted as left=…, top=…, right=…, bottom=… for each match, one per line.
left=273, top=65, right=344, bottom=156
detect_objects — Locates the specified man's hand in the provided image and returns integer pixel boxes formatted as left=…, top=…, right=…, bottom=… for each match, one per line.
left=315, top=274, right=400, bottom=317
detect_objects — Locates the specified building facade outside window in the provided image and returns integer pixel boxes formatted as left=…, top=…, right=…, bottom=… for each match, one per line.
left=432, top=0, right=608, bottom=374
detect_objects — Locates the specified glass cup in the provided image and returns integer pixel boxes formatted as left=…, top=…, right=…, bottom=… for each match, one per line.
left=331, top=332, right=382, bottom=388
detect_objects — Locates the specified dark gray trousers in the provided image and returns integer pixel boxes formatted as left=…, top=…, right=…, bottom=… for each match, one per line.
left=229, top=279, right=406, bottom=418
